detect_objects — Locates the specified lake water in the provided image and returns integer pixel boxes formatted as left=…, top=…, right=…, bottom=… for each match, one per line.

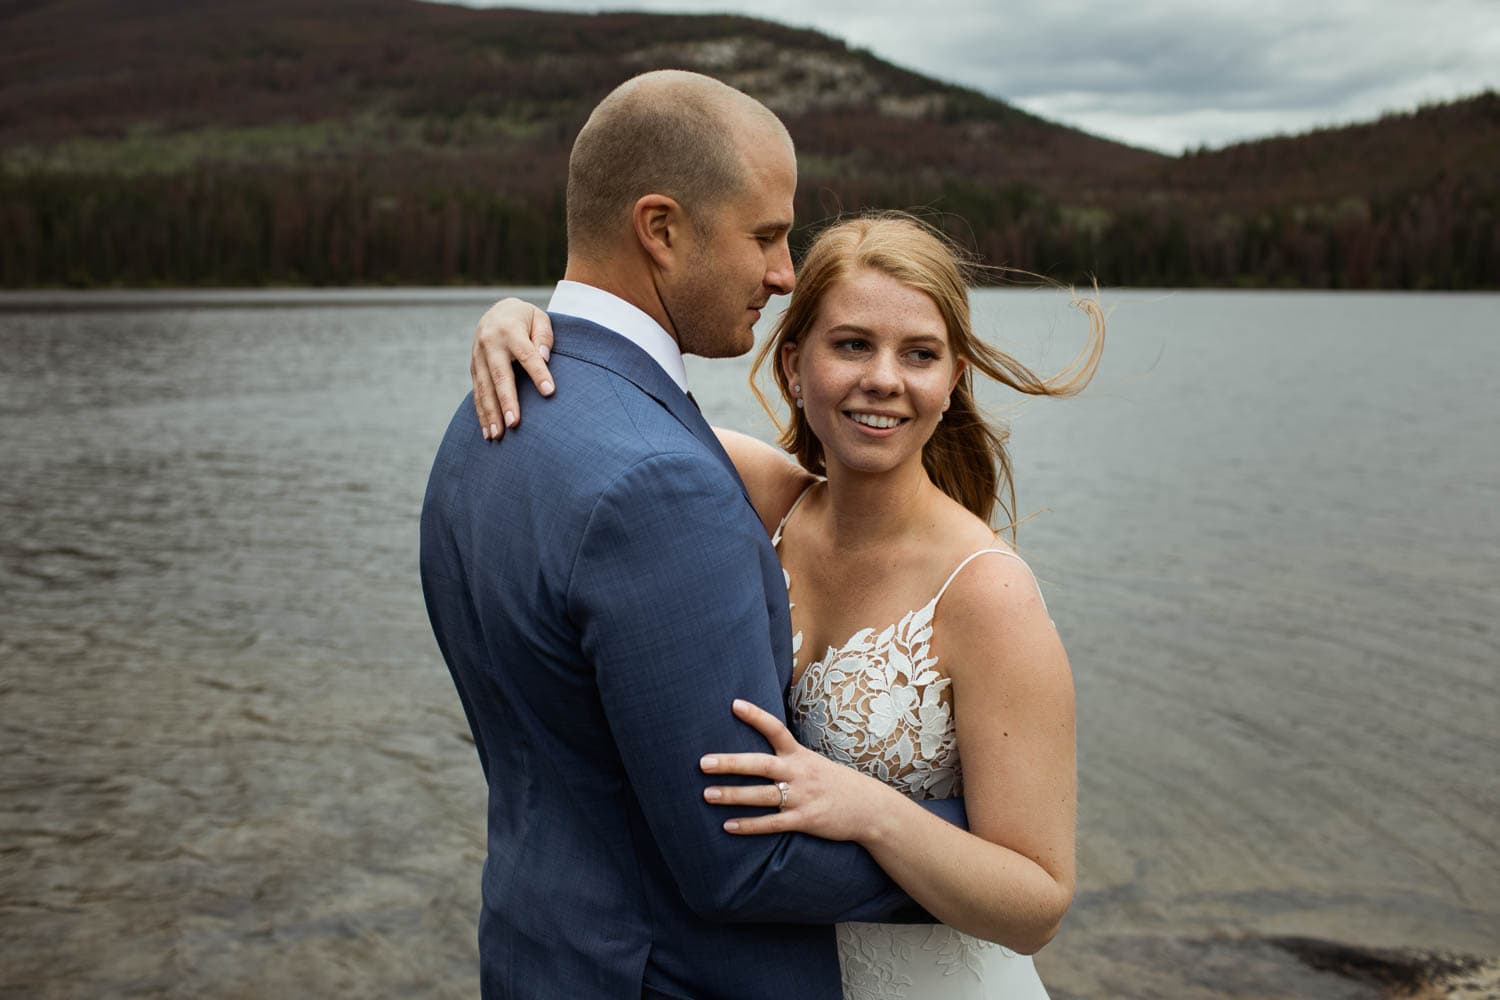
left=1, top=288, right=1496, bottom=998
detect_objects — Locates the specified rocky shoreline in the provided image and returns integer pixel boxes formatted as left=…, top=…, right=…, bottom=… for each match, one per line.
left=1036, top=933, right=1499, bottom=1000
left=1271, top=938, right=1499, bottom=999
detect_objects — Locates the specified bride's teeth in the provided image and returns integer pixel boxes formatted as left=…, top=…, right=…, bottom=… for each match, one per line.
left=850, top=413, right=901, bottom=429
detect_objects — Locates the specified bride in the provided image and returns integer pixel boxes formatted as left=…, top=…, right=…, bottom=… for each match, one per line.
left=468, top=212, right=1102, bottom=998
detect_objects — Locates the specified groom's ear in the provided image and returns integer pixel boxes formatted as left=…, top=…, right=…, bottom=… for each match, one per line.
left=633, top=194, right=684, bottom=270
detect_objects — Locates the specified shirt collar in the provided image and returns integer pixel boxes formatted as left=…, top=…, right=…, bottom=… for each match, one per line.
left=547, top=280, right=689, bottom=394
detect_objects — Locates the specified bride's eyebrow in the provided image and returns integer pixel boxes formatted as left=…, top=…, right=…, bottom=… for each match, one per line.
left=823, top=323, right=874, bottom=337
left=904, top=334, right=946, bottom=348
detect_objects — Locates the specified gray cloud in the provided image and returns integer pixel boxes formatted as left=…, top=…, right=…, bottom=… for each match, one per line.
left=450, top=0, right=1500, bottom=151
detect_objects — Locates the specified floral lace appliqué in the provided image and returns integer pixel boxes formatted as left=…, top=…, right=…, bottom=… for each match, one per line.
left=923, top=926, right=1016, bottom=978
left=838, top=924, right=915, bottom=999
left=835, top=924, right=1013, bottom=997
left=787, top=594, right=962, bottom=801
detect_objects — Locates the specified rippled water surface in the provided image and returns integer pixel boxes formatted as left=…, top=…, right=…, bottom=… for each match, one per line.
left=2, top=288, right=1496, bottom=998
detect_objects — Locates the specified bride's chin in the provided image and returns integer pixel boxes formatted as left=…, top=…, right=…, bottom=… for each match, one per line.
left=819, top=446, right=913, bottom=478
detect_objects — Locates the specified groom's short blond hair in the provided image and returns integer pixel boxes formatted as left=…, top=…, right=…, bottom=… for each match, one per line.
left=566, top=70, right=789, bottom=258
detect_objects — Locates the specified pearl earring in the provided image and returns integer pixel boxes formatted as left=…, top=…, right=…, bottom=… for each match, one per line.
left=795, top=398, right=804, bottom=409
left=792, top=383, right=802, bottom=409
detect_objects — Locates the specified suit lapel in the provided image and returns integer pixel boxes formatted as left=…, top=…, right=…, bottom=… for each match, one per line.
left=548, top=315, right=753, bottom=506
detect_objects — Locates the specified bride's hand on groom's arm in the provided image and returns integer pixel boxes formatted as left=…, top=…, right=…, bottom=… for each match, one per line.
left=471, top=298, right=555, bottom=441
left=700, top=699, right=904, bottom=844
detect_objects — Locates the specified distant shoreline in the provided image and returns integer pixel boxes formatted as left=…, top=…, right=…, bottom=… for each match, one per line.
left=0, top=287, right=551, bottom=312
left=3, top=285, right=1497, bottom=314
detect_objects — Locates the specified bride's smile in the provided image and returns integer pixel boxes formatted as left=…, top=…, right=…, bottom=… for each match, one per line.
left=845, top=410, right=908, bottom=432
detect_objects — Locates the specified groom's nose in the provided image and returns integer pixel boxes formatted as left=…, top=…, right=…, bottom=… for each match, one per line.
left=765, top=240, right=795, bottom=295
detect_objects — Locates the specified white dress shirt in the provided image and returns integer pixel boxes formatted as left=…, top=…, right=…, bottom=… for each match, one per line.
left=547, top=280, right=689, bottom=394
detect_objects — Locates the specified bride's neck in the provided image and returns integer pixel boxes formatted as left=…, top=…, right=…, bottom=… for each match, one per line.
left=820, top=460, right=938, bottom=552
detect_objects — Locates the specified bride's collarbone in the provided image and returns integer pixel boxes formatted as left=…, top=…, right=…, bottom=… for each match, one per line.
left=785, top=517, right=980, bottom=586
left=784, top=547, right=956, bottom=650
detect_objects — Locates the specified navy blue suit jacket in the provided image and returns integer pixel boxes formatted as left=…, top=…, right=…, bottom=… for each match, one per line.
left=420, top=314, right=966, bottom=999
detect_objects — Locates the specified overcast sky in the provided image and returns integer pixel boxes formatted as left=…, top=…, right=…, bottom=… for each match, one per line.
left=446, top=0, right=1499, bottom=153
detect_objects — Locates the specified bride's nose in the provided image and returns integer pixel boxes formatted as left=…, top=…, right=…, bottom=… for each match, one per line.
left=860, top=351, right=902, bottom=396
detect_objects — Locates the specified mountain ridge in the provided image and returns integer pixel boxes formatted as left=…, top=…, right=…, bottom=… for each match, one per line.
left=2, top=0, right=1494, bottom=288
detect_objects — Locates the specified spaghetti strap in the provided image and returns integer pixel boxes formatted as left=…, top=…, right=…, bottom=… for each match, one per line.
left=933, top=547, right=1050, bottom=617
left=771, top=480, right=823, bottom=548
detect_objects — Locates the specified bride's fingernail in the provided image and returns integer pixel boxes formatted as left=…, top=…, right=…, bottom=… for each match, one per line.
left=724, top=820, right=740, bottom=832
left=539, top=346, right=550, bottom=362
left=700, top=756, right=717, bottom=770
left=504, top=411, right=516, bottom=427
left=490, top=423, right=499, bottom=438
left=732, top=699, right=749, bottom=712
left=704, top=788, right=722, bottom=801
left=540, top=380, right=554, bottom=395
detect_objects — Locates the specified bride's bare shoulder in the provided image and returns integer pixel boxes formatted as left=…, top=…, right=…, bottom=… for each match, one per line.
left=931, top=508, right=1060, bottom=687
left=926, top=495, right=1046, bottom=629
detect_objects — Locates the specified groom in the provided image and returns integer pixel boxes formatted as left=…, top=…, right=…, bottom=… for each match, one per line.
left=420, top=71, right=963, bottom=1000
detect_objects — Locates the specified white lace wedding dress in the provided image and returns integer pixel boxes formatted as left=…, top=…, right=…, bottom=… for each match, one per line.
left=774, top=488, right=1051, bottom=1000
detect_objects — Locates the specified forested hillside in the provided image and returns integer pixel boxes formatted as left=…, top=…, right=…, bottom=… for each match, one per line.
left=2, top=0, right=1495, bottom=288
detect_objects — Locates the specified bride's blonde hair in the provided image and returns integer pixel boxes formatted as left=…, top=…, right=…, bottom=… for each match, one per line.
left=750, top=211, right=1106, bottom=538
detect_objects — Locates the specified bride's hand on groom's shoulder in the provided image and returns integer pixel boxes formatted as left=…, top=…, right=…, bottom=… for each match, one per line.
left=699, top=699, right=898, bottom=844
left=471, top=298, right=555, bottom=441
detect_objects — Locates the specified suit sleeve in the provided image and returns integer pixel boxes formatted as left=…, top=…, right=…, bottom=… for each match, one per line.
left=568, top=451, right=967, bottom=923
